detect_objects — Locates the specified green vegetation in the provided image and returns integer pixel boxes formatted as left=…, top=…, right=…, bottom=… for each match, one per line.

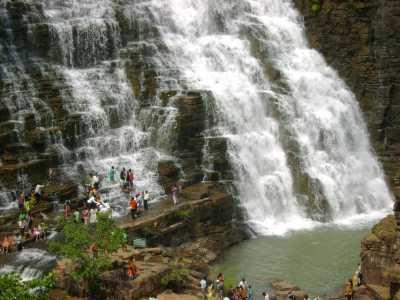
left=174, top=209, right=193, bottom=221
left=160, top=262, right=189, bottom=292
left=49, top=212, right=125, bottom=295
left=309, top=0, right=322, bottom=13
left=0, top=272, right=55, bottom=300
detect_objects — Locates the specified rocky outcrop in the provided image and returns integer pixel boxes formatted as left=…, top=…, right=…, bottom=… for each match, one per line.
left=122, top=182, right=246, bottom=249
left=293, top=0, right=400, bottom=191
left=52, top=182, right=248, bottom=300
left=359, top=214, right=400, bottom=299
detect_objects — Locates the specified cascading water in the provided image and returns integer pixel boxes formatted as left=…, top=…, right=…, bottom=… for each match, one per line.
left=0, top=248, right=56, bottom=281
left=0, top=0, right=393, bottom=233
left=144, top=0, right=393, bottom=234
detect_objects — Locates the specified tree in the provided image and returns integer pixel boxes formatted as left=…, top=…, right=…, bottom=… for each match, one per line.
left=0, top=272, right=55, bottom=300
left=49, top=212, right=125, bottom=296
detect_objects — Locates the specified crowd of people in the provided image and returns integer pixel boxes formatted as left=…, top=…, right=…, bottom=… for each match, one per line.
left=0, top=182, right=49, bottom=255
left=200, top=274, right=257, bottom=300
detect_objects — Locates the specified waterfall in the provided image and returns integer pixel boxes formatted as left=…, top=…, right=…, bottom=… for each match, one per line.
left=0, top=0, right=393, bottom=234
left=144, top=0, right=393, bottom=234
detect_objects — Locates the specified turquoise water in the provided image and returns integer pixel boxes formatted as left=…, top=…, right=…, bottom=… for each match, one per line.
left=213, top=226, right=367, bottom=299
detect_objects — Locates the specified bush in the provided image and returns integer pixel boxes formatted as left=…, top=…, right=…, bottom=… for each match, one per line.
left=161, top=262, right=189, bottom=291
left=49, top=212, right=125, bottom=296
left=0, top=272, right=55, bottom=300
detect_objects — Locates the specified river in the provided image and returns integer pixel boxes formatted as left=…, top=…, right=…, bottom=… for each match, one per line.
left=213, top=225, right=368, bottom=299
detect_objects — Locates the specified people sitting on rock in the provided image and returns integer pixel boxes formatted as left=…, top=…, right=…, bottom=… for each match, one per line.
left=1, top=235, right=12, bottom=254
left=127, top=258, right=138, bottom=280
left=87, top=193, right=97, bottom=208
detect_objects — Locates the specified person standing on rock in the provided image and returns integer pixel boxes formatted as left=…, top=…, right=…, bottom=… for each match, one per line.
left=17, top=193, right=24, bottom=211
left=82, top=206, right=89, bottom=225
left=108, top=166, right=116, bottom=183
left=48, top=168, right=55, bottom=183
left=356, top=263, right=362, bottom=286
left=248, top=285, right=254, bottom=300
left=126, top=169, right=134, bottom=189
left=73, top=210, right=80, bottom=223
left=64, top=200, right=71, bottom=219
left=200, top=277, right=207, bottom=298
left=34, top=183, right=45, bottom=203
left=127, top=258, right=138, bottom=280
left=130, top=197, right=138, bottom=219
left=89, top=208, right=97, bottom=224
left=171, top=184, right=178, bottom=206
left=120, top=168, right=126, bottom=187
left=144, top=191, right=150, bottom=210
left=345, top=279, right=353, bottom=300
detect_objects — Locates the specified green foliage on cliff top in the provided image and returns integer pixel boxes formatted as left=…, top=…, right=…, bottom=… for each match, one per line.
left=49, top=212, right=125, bottom=282
left=371, top=215, right=397, bottom=243
left=0, top=272, right=55, bottom=300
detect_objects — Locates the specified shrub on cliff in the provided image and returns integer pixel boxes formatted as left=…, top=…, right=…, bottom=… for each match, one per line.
left=0, top=272, right=55, bottom=300
left=49, top=212, right=125, bottom=297
left=161, top=262, right=189, bottom=292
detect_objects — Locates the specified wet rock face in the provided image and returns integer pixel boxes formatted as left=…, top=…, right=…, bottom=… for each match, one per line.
left=293, top=0, right=400, bottom=187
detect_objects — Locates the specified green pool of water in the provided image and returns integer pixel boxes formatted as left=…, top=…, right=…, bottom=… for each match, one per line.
left=212, top=226, right=367, bottom=298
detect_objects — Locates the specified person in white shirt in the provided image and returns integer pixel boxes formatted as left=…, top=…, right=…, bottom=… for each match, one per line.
left=34, top=184, right=45, bottom=201
left=144, top=191, right=150, bottom=210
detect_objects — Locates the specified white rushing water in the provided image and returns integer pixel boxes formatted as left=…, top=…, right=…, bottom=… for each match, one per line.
left=39, top=0, right=169, bottom=216
left=144, top=0, right=393, bottom=234
left=0, top=248, right=56, bottom=281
